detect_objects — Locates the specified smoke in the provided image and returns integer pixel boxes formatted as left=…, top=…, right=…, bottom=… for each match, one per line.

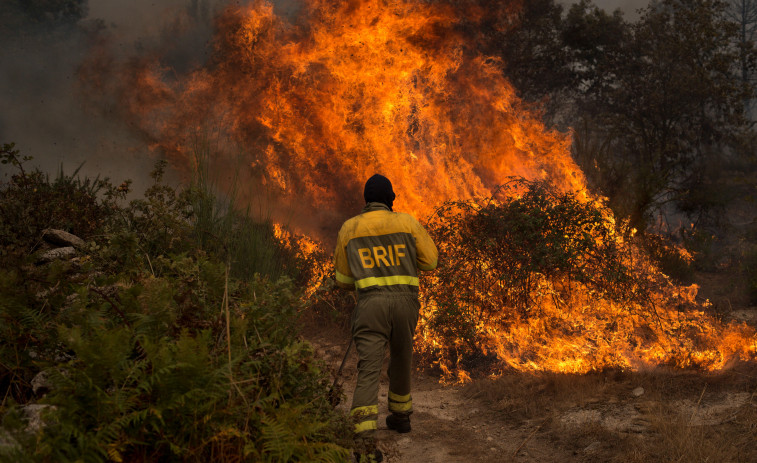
left=560, top=0, right=649, bottom=19
left=1, top=23, right=133, bottom=189
left=0, top=0, right=309, bottom=193
left=0, top=0, right=637, bottom=212
left=0, top=0, right=223, bottom=190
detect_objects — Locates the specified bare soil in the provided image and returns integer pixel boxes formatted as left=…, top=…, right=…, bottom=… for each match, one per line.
left=313, top=336, right=573, bottom=462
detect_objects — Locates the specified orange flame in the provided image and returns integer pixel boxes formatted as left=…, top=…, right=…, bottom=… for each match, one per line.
left=86, top=0, right=583, bottom=231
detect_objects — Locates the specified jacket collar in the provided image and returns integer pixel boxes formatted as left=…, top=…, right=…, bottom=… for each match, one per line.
left=362, top=202, right=392, bottom=213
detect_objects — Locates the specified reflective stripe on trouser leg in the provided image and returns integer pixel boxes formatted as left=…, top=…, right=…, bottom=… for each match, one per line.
left=351, top=405, right=378, bottom=434
left=388, top=390, right=412, bottom=414
left=350, top=295, right=390, bottom=436
left=387, top=296, right=420, bottom=415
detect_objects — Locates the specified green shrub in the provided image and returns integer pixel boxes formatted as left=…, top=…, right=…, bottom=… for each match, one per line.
left=184, top=137, right=298, bottom=283
left=0, top=144, right=351, bottom=462
left=1, top=276, right=350, bottom=462
left=0, top=143, right=124, bottom=260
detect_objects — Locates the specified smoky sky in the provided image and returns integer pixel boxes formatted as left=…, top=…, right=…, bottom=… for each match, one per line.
left=560, top=0, right=649, bottom=18
left=0, top=0, right=220, bottom=189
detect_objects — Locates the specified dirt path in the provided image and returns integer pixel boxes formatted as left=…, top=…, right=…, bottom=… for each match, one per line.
left=314, top=338, right=573, bottom=462
left=365, top=376, right=569, bottom=462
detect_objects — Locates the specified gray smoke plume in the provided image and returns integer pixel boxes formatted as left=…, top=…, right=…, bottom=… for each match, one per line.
left=560, top=0, right=649, bottom=19
left=0, top=0, right=220, bottom=188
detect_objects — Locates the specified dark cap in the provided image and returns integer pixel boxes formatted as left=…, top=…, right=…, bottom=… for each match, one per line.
left=363, top=174, right=395, bottom=210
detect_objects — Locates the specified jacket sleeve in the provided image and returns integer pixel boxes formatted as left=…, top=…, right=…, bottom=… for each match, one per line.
left=412, top=217, right=438, bottom=271
left=333, top=227, right=356, bottom=289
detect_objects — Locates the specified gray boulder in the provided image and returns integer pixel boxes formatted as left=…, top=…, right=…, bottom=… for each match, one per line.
left=22, top=404, right=55, bottom=433
left=31, top=371, right=51, bottom=397
left=37, top=246, right=76, bottom=264
left=42, top=229, right=85, bottom=249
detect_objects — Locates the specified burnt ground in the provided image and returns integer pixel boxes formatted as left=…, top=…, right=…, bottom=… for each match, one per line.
left=308, top=310, right=757, bottom=463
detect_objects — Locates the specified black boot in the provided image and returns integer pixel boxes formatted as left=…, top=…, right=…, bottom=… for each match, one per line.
left=386, top=413, right=411, bottom=433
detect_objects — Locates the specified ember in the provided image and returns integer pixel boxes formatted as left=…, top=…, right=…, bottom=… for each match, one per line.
left=85, top=0, right=757, bottom=377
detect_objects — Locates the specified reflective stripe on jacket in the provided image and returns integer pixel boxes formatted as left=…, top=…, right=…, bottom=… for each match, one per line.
left=334, top=202, right=438, bottom=293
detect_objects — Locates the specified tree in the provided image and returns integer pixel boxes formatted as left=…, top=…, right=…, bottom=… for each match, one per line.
left=487, top=0, right=573, bottom=125
left=567, top=0, right=752, bottom=231
left=725, top=0, right=757, bottom=113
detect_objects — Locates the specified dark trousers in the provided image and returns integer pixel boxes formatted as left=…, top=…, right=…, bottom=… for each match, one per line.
left=349, top=293, right=419, bottom=435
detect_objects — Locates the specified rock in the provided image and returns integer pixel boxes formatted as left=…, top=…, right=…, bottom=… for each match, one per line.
left=36, top=246, right=76, bottom=264
left=31, top=371, right=51, bottom=397
left=22, top=404, right=55, bottom=433
left=628, top=420, right=648, bottom=433
left=397, top=437, right=411, bottom=446
left=584, top=441, right=602, bottom=454
left=632, top=387, right=645, bottom=397
left=35, top=287, right=54, bottom=299
left=42, top=229, right=85, bottom=249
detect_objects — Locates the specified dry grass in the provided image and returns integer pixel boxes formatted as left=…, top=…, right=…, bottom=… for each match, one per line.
left=464, top=366, right=757, bottom=462
left=639, top=404, right=738, bottom=462
left=464, top=370, right=630, bottom=422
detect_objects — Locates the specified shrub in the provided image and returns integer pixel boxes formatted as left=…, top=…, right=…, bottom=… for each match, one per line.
left=0, top=143, right=124, bottom=259
left=644, top=233, right=695, bottom=283
left=0, top=145, right=351, bottom=462
left=1, top=275, right=349, bottom=462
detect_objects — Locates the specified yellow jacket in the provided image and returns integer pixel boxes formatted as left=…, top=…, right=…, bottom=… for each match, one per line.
left=334, top=202, right=438, bottom=293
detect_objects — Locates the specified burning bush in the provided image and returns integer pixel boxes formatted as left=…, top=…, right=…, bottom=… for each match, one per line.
left=418, top=180, right=757, bottom=380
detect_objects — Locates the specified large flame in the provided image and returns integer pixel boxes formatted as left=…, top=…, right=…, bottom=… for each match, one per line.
left=83, top=0, right=757, bottom=376
left=85, top=0, right=583, bottom=230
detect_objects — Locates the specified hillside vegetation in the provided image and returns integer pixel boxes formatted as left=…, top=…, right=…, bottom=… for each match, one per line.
left=0, top=143, right=351, bottom=462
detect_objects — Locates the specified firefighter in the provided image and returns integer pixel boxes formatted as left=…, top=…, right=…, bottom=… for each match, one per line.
left=334, top=174, right=438, bottom=462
